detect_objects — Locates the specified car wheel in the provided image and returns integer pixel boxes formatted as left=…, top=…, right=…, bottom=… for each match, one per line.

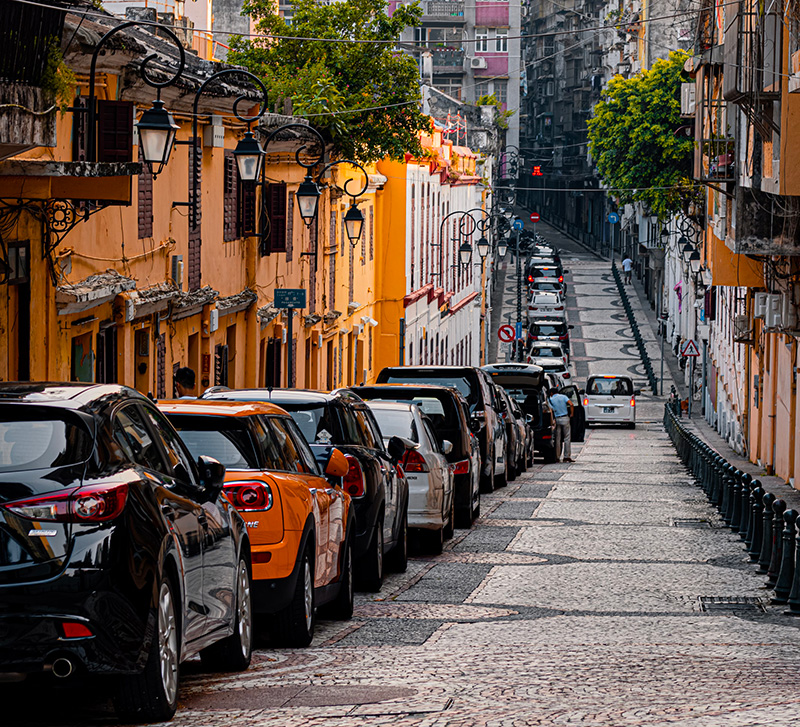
left=506, top=453, right=516, bottom=482
left=494, top=465, right=508, bottom=488
left=360, top=517, right=384, bottom=592
left=273, top=545, right=315, bottom=647
left=114, top=579, right=179, bottom=723
left=626, top=422, right=636, bottom=429
left=328, top=539, right=354, bottom=620
left=425, top=526, right=444, bottom=555
left=387, top=509, right=408, bottom=573
left=542, top=444, right=557, bottom=464
left=479, top=457, right=495, bottom=493
left=200, top=556, right=253, bottom=671
left=443, top=492, right=455, bottom=540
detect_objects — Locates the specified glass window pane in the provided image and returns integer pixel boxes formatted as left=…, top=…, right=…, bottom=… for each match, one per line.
left=114, top=406, right=164, bottom=472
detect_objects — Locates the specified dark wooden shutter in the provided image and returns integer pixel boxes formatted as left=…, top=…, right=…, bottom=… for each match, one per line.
left=223, top=151, right=238, bottom=242
left=214, top=344, right=229, bottom=386
left=72, top=97, right=89, bottom=162
left=156, top=333, right=166, bottom=398
left=97, top=100, right=133, bottom=163
left=138, top=146, right=153, bottom=239
left=188, top=137, right=202, bottom=289
left=238, top=180, right=257, bottom=237
left=286, top=191, right=295, bottom=262
left=95, top=326, right=117, bottom=383
left=266, top=183, right=287, bottom=252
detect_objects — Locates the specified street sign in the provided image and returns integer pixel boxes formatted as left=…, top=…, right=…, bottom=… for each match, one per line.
left=515, top=321, right=523, bottom=340
left=498, top=325, right=515, bottom=342
left=529, top=213, right=540, bottom=223
left=512, top=219, right=524, bottom=231
left=680, top=339, right=700, bottom=357
left=274, top=288, right=307, bottom=309
left=608, top=212, right=620, bottom=224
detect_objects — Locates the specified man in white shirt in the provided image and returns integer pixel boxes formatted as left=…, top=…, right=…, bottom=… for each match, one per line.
left=622, top=256, right=633, bottom=284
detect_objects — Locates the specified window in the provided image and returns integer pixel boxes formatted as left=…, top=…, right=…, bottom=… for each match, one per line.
left=97, top=100, right=133, bottom=163
left=283, top=418, right=321, bottom=474
left=114, top=406, right=164, bottom=472
left=495, top=27, right=508, bottom=53
left=6, top=241, right=29, bottom=284
left=137, top=148, right=153, bottom=239
left=223, top=150, right=238, bottom=242
left=495, top=80, right=508, bottom=106
left=238, top=179, right=257, bottom=238
left=475, top=27, right=488, bottom=52
left=263, top=182, right=287, bottom=254
left=475, top=81, right=490, bottom=99
left=167, top=414, right=261, bottom=470
left=0, top=411, right=91, bottom=472
left=266, top=416, right=310, bottom=473
left=353, top=407, right=380, bottom=449
left=143, top=406, right=199, bottom=485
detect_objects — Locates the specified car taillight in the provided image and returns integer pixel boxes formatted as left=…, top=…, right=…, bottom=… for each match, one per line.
left=451, top=459, right=470, bottom=475
left=555, top=305, right=564, bottom=310
left=5, top=483, right=129, bottom=523
left=401, top=448, right=429, bottom=473
left=630, top=398, right=636, bottom=407
left=343, top=454, right=366, bottom=497
left=60, top=622, right=93, bottom=639
left=559, top=334, right=568, bottom=340
left=558, top=275, right=564, bottom=283
left=527, top=275, right=534, bottom=282
left=562, top=372, right=571, bottom=379
left=225, top=481, right=273, bottom=511
left=583, top=397, right=588, bottom=406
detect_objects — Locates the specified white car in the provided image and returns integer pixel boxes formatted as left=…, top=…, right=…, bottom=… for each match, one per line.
left=530, top=277, right=566, bottom=298
left=367, top=401, right=455, bottom=553
left=527, top=341, right=568, bottom=368
left=529, top=356, right=572, bottom=382
left=528, top=291, right=566, bottom=320
left=581, top=375, right=638, bottom=428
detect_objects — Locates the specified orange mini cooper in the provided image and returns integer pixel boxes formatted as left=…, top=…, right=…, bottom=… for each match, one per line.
left=158, top=400, right=353, bottom=647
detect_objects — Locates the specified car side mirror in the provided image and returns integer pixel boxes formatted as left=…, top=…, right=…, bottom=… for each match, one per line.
left=568, top=324, right=575, bottom=329
left=441, top=439, right=454, bottom=455
left=579, top=389, right=585, bottom=395
left=563, top=269, right=570, bottom=274
left=469, top=417, right=482, bottom=433
left=197, top=455, right=225, bottom=501
left=387, top=435, right=411, bottom=463
left=324, top=448, right=349, bottom=478
left=525, top=414, right=533, bottom=423
left=634, top=389, right=642, bottom=396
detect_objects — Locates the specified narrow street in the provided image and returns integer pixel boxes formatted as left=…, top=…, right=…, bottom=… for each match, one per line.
left=11, top=225, right=800, bottom=727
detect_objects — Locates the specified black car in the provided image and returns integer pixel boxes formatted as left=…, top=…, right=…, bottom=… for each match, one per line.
left=0, top=383, right=251, bottom=722
left=376, top=366, right=503, bottom=493
left=482, top=363, right=559, bottom=464
left=351, top=384, right=481, bottom=527
left=527, top=259, right=568, bottom=293
left=527, top=317, right=574, bottom=353
left=203, top=388, right=409, bottom=592
left=542, top=374, right=587, bottom=443
left=493, top=383, right=527, bottom=482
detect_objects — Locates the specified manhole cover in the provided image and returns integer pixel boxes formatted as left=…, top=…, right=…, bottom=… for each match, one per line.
left=699, top=596, right=767, bottom=613
left=671, top=518, right=713, bottom=528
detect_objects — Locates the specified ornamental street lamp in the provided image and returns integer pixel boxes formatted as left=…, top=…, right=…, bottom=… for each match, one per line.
left=689, top=250, right=702, bottom=275
left=295, top=174, right=322, bottom=225
left=232, top=130, right=265, bottom=182
left=344, top=201, right=365, bottom=246
left=476, top=235, right=490, bottom=260
left=459, top=240, right=473, bottom=268
left=137, top=99, right=180, bottom=177
left=497, top=239, right=508, bottom=258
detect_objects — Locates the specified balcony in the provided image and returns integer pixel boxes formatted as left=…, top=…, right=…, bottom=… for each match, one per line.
left=730, top=188, right=800, bottom=256
left=422, top=1, right=465, bottom=22
left=432, top=48, right=465, bottom=74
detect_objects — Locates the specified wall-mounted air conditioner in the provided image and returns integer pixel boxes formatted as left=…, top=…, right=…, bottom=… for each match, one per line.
left=765, top=293, right=782, bottom=329
left=733, top=314, right=752, bottom=343
left=781, top=291, right=799, bottom=332
left=470, top=57, right=488, bottom=69
left=753, top=292, right=768, bottom=318
left=209, top=308, right=219, bottom=333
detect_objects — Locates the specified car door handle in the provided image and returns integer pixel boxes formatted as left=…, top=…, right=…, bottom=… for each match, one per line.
left=308, top=488, right=318, bottom=495
left=324, top=488, right=336, bottom=495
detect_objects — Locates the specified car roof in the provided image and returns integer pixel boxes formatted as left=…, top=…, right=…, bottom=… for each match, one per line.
left=158, top=399, right=290, bottom=417
left=366, top=400, right=416, bottom=412
left=351, top=384, right=465, bottom=402
left=203, top=387, right=365, bottom=406
left=0, top=382, right=147, bottom=409
left=588, top=374, right=633, bottom=381
left=529, top=318, right=567, bottom=324
left=482, top=363, right=544, bottom=374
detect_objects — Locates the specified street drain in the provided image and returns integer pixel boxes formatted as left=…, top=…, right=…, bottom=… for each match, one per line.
left=671, top=518, right=713, bottom=528
left=699, top=596, right=767, bottom=613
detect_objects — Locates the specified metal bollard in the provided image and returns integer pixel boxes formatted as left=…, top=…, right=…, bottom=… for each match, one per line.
left=711, top=455, right=724, bottom=506
left=747, top=485, right=765, bottom=560
left=729, top=469, right=744, bottom=531
left=720, top=463, right=733, bottom=519
left=766, top=498, right=787, bottom=588
left=738, top=473, right=753, bottom=539
left=758, top=492, right=777, bottom=573
left=773, top=509, right=798, bottom=604
left=785, top=520, right=800, bottom=615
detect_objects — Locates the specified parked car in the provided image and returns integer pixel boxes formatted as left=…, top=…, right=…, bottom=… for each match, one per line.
left=509, top=394, right=536, bottom=468
left=0, top=383, right=250, bottom=722
left=527, top=341, right=568, bottom=368
left=351, top=384, right=480, bottom=526
left=376, top=366, right=504, bottom=493
left=493, top=384, right=527, bottom=481
left=527, top=317, right=574, bottom=353
left=529, top=356, right=572, bottom=382
left=528, top=291, right=566, bottom=320
left=203, top=388, right=408, bottom=592
left=366, top=401, right=455, bottom=553
left=530, top=277, right=567, bottom=299
left=481, top=363, right=558, bottom=464
left=540, top=373, right=586, bottom=443
left=527, top=258, right=567, bottom=293
left=159, top=400, right=354, bottom=647
left=582, top=375, right=638, bottom=428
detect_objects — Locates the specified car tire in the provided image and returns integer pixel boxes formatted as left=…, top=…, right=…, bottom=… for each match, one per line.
left=387, top=510, right=408, bottom=573
left=542, top=444, right=557, bottom=464
left=273, top=545, right=315, bottom=647
left=425, top=526, right=444, bottom=555
left=360, top=517, right=384, bottom=593
left=626, top=422, right=636, bottom=430
left=494, top=465, right=508, bottom=488
left=200, top=556, right=253, bottom=672
left=443, top=492, right=455, bottom=540
left=506, top=453, right=516, bottom=482
left=328, top=539, right=354, bottom=620
left=472, top=498, right=481, bottom=520
left=114, top=578, right=180, bottom=723
left=479, top=457, right=495, bottom=493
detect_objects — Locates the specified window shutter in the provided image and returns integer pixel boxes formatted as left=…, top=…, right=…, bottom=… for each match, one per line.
left=97, top=100, right=133, bottom=163
left=267, top=183, right=287, bottom=252
left=72, top=97, right=89, bottom=162
left=214, top=344, right=229, bottom=386
left=286, top=191, right=295, bottom=262
left=138, top=145, right=153, bottom=239
left=188, top=138, right=202, bottom=290
left=156, top=333, right=166, bottom=399
left=238, top=180, right=256, bottom=237
left=223, top=151, right=238, bottom=242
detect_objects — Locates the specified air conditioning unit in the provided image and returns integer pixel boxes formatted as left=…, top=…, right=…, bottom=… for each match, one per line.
left=171, top=254, right=184, bottom=289
left=753, top=292, right=768, bottom=318
left=470, top=57, right=488, bottom=69
left=209, top=308, right=219, bottom=333
left=765, top=293, right=782, bottom=329
left=733, top=314, right=752, bottom=343
left=781, top=292, right=799, bottom=331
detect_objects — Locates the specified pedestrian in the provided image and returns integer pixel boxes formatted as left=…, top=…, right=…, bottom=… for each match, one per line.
left=547, top=386, right=574, bottom=462
left=174, top=366, right=197, bottom=399
left=622, top=255, right=633, bottom=284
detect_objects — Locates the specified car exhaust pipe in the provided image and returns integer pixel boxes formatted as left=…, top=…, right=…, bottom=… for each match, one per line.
left=51, top=658, right=74, bottom=679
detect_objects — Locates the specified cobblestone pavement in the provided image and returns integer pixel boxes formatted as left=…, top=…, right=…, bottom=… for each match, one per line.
left=10, top=230, right=800, bottom=726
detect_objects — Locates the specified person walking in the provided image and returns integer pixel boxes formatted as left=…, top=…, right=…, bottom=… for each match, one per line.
left=622, top=256, right=633, bottom=284
left=174, top=367, right=197, bottom=399
left=548, top=387, right=574, bottom=462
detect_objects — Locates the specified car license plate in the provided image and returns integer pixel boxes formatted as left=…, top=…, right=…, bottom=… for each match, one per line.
left=603, top=407, right=615, bottom=413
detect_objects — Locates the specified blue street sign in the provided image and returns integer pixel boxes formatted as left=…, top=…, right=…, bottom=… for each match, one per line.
left=512, top=219, right=524, bottom=231
left=608, top=212, right=620, bottom=224
left=515, top=322, right=523, bottom=340
left=274, top=288, right=307, bottom=309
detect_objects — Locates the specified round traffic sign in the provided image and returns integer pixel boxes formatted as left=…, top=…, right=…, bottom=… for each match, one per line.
left=512, top=219, right=524, bottom=231
left=608, top=212, right=620, bottom=224
left=498, top=325, right=515, bottom=342
left=530, top=213, right=540, bottom=223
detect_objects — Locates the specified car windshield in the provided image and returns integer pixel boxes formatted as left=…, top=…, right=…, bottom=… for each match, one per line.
left=270, top=402, right=336, bottom=445
left=529, top=346, right=562, bottom=358
left=0, top=410, right=91, bottom=472
left=502, top=386, right=542, bottom=426
left=587, top=377, right=633, bottom=395
left=369, top=407, right=418, bottom=443
left=382, top=373, right=476, bottom=405
left=167, top=414, right=260, bottom=469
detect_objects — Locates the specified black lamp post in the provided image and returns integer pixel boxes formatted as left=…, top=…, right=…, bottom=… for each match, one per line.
left=459, top=240, right=473, bottom=268
left=476, top=235, right=490, bottom=260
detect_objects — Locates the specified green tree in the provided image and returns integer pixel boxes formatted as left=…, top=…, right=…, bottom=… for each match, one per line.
left=229, top=0, right=431, bottom=162
left=587, top=51, right=695, bottom=218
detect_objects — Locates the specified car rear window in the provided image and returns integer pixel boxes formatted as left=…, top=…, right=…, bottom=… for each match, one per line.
left=502, top=387, right=542, bottom=426
left=167, top=414, right=260, bottom=469
left=529, top=346, right=562, bottom=358
left=270, top=402, right=337, bottom=445
left=381, top=372, right=477, bottom=406
left=531, top=323, right=566, bottom=336
left=0, top=408, right=92, bottom=472
left=587, top=377, right=633, bottom=395
left=369, top=407, right=418, bottom=443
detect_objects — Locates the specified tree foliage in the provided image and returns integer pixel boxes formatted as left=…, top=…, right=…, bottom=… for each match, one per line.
left=587, top=51, right=694, bottom=218
left=229, top=0, right=431, bottom=162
